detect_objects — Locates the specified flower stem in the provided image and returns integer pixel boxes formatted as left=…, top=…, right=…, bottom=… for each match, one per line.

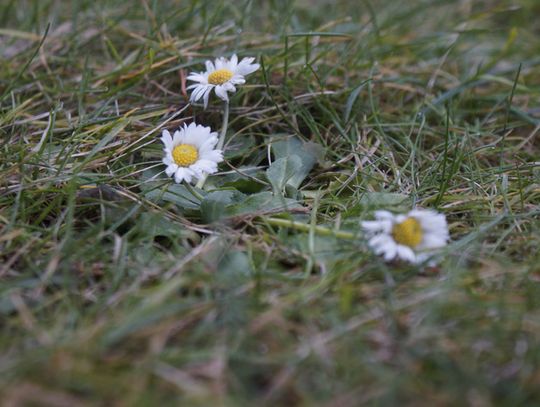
left=216, top=101, right=229, bottom=151
left=263, top=217, right=358, bottom=240
left=195, top=101, right=229, bottom=189
left=184, top=182, right=204, bottom=201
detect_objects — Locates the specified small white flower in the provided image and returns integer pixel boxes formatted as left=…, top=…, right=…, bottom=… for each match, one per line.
left=361, top=209, right=449, bottom=264
left=187, top=54, right=260, bottom=108
left=161, top=123, right=223, bottom=184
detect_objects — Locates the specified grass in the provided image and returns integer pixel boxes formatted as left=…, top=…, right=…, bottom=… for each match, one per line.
left=1, top=0, right=540, bottom=405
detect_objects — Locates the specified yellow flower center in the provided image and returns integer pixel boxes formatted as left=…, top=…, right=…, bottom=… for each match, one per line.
left=208, top=68, right=233, bottom=85
left=172, top=144, right=198, bottom=167
left=392, top=217, right=423, bottom=248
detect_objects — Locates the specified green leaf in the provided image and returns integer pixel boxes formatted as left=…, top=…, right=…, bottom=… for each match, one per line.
left=226, top=191, right=301, bottom=217
left=145, top=185, right=202, bottom=209
left=272, top=137, right=323, bottom=189
left=266, top=156, right=302, bottom=195
left=222, top=178, right=266, bottom=194
left=218, top=250, right=252, bottom=277
left=359, top=192, right=410, bottom=209
left=201, top=191, right=302, bottom=222
left=141, top=167, right=204, bottom=210
left=136, top=212, right=198, bottom=241
left=215, top=250, right=252, bottom=327
left=200, top=190, right=244, bottom=223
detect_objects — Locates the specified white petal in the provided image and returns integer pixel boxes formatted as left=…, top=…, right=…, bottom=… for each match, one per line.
left=163, top=156, right=174, bottom=166
left=229, top=75, right=246, bottom=85
left=185, top=125, right=210, bottom=146
left=215, top=57, right=225, bottom=70
left=203, top=87, right=212, bottom=109
left=192, top=84, right=212, bottom=102
left=374, top=210, right=395, bottom=221
left=191, top=85, right=206, bottom=101
left=192, top=159, right=218, bottom=174
left=187, top=73, right=206, bottom=83
left=230, top=54, right=238, bottom=67
left=188, top=85, right=202, bottom=101
left=415, top=252, right=438, bottom=265
left=381, top=242, right=397, bottom=261
left=199, top=136, right=219, bottom=152
left=368, top=234, right=394, bottom=251
left=183, top=129, right=199, bottom=146
left=361, top=221, right=383, bottom=235
left=174, top=167, right=194, bottom=184
left=205, top=60, right=215, bottom=72
left=161, top=129, right=173, bottom=149
left=409, top=208, right=438, bottom=218
left=395, top=214, right=408, bottom=223
left=411, top=210, right=448, bottom=232
left=214, top=85, right=229, bottom=101
left=417, top=235, right=448, bottom=250
left=223, top=82, right=236, bottom=92
left=165, top=163, right=178, bottom=177
left=236, top=57, right=259, bottom=75
left=173, top=167, right=186, bottom=183
left=200, top=149, right=223, bottom=163
left=173, top=130, right=185, bottom=145
left=361, top=219, right=392, bottom=235
left=396, top=245, right=416, bottom=263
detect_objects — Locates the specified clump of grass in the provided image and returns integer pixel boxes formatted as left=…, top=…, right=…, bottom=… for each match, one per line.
left=1, top=0, right=540, bottom=405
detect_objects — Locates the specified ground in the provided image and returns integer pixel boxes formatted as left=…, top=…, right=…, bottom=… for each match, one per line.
left=1, top=0, right=540, bottom=405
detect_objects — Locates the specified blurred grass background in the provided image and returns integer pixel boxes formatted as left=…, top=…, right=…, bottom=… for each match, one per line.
left=1, top=0, right=539, bottom=405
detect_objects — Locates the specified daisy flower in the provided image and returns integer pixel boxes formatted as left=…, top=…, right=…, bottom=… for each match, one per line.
left=161, top=123, right=223, bottom=184
left=361, top=209, right=449, bottom=264
left=187, top=54, right=260, bottom=108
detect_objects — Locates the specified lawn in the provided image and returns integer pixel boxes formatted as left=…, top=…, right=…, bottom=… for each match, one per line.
left=1, top=0, right=539, bottom=405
